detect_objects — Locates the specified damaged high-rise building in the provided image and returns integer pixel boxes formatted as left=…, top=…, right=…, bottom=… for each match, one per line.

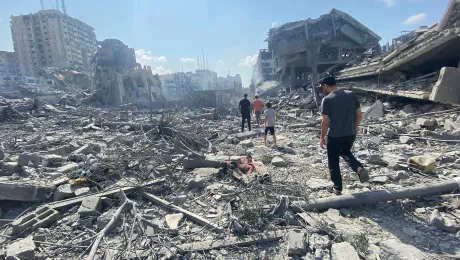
left=92, top=39, right=164, bottom=106
left=334, top=0, right=460, bottom=105
left=266, top=9, right=381, bottom=94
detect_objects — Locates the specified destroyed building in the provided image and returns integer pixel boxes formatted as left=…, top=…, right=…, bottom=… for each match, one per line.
left=253, top=49, right=277, bottom=85
left=334, top=0, right=460, bottom=105
left=92, top=39, right=164, bottom=106
left=10, top=9, right=97, bottom=77
left=266, top=9, right=381, bottom=92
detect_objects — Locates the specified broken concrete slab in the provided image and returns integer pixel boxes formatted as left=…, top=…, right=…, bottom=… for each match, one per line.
left=6, top=236, right=35, bottom=260
left=429, top=67, right=460, bottom=105
left=416, top=118, right=437, bottom=128
left=240, top=140, right=254, bottom=148
left=53, top=184, right=76, bottom=201
left=331, top=242, right=360, bottom=260
left=309, top=233, right=331, bottom=250
left=78, top=196, right=102, bottom=217
left=48, top=145, right=77, bottom=156
left=429, top=209, right=458, bottom=233
left=0, top=181, right=53, bottom=202
left=17, top=153, right=40, bottom=167
left=399, top=135, right=414, bottom=144
left=234, top=130, right=264, bottom=140
left=287, top=229, right=307, bottom=256
left=192, top=168, right=218, bottom=178
left=165, top=213, right=183, bottom=229
left=42, top=154, right=65, bottom=167
left=56, top=162, right=79, bottom=174
left=378, top=239, right=428, bottom=260
left=72, top=143, right=102, bottom=155
left=367, top=154, right=388, bottom=166
left=305, top=178, right=330, bottom=190
left=363, top=100, right=384, bottom=119
left=271, top=156, right=287, bottom=167
left=444, top=118, right=460, bottom=131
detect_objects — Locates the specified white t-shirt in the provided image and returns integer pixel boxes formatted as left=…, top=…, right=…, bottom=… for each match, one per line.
left=264, top=109, right=275, bottom=127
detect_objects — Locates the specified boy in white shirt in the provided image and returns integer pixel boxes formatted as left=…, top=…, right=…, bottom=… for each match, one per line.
left=263, top=102, right=277, bottom=147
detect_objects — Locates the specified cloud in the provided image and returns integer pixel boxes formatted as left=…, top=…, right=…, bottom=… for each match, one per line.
left=180, top=58, right=195, bottom=63
left=151, top=66, right=172, bottom=75
left=135, top=49, right=167, bottom=65
left=238, top=55, right=258, bottom=67
left=271, top=22, right=279, bottom=28
left=217, top=60, right=224, bottom=64
left=402, top=13, right=427, bottom=25
left=379, top=0, right=397, bottom=7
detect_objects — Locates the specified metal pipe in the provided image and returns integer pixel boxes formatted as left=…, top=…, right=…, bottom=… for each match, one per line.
left=291, top=177, right=460, bottom=212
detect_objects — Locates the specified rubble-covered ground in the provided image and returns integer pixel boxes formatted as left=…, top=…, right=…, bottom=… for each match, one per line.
left=0, top=92, right=459, bottom=260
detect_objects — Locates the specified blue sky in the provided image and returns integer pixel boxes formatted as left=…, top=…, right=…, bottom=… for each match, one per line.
left=0, top=0, right=450, bottom=87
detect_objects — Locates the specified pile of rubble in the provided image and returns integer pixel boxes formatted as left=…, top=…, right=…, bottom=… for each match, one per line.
left=0, top=91, right=459, bottom=259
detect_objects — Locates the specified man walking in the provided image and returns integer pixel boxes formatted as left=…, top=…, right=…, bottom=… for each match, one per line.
left=319, top=76, right=369, bottom=195
left=239, top=93, right=251, bottom=132
left=253, top=95, right=263, bottom=126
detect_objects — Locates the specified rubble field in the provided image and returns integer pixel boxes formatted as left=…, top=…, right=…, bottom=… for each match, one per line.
left=0, top=92, right=460, bottom=260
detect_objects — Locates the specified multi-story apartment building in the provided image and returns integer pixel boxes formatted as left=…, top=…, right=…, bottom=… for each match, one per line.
left=10, top=9, right=97, bottom=76
left=254, top=49, right=276, bottom=85
left=0, top=51, right=21, bottom=76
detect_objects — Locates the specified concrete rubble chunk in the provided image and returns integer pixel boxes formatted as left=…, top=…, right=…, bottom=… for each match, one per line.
left=305, top=178, right=330, bottom=190
left=379, top=239, right=428, bottom=260
left=369, top=175, right=389, bottom=184
left=0, top=148, right=4, bottom=160
left=331, top=242, right=360, bottom=260
left=240, top=140, right=254, bottom=148
left=399, top=135, right=414, bottom=144
left=287, top=229, right=307, bottom=256
left=429, top=209, right=458, bottom=233
left=0, top=182, right=53, bottom=202
left=309, top=233, right=331, bottom=250
left=56, top=162, right=79, bottom=174
left=382, top=129, right=396, bottom=138
left=78, top=196, right=102, bottom=217
left=367, top=154, right=388, bottom=166
left=271, top=156, right=287, bottom=167
left=363, top=100, right=384, bottom=119
left=444, top=118, right=460, bottom=131
left=97, top=209, right=118, bottom=229
left=182, top=157, right=222, bottom=169
left=53, top=184, right=76, bottom=201
left=192, top=168, right=218, bottom=178
left=17, top=153, right=41, bottom=167
left=401, top=104, right=413, bottom=115
left=6, top=236, right=36, bottom=260
left=165, top=213, right=184, bottom=229
left=408, top=155, right=436, bottom=173
left=72, top=143, right=102, bottom=155
left=416, top=118, right=437, bottom=127
left=187, top=175, right=205, bottom=189
left=172, top=195, right=187, bottom=205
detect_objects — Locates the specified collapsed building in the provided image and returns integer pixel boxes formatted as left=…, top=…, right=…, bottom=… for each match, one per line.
left=266, top=9, right=381, bottom=94
left=92, top=39, right=164, bottom=106
left=334, top=0, right=460, bottom=105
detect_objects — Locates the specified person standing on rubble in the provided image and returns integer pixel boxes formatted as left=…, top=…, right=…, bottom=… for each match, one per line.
left=239, top=93, right=251, bottom=132
left=319, top=76, right=369, bottom=195
left=264, top=102, right=277, bottom=147
left=253, top=95, right=263, bottom=126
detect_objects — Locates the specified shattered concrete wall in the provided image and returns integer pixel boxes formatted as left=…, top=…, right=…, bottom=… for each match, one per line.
left=189, top=90, right=230, bottom=108
left=429, top=67, right=460, bottom=104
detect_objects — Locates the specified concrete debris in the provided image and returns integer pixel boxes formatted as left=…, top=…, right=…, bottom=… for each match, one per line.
left=378, top=239, right=428, bottom=260
left=331, top=242, right=360, bottom=260
left=287, top=229, right=307, bottom=256
left=271, top=156, right=287, bottom=167
left=429, top=209, right=458, bottom=233
left=78, top=196, right=103, bottom=217
left=363, top=100, right=384, bottom=119
left=309, top=233, right=331, bottom=250
left=240, top=139, right=254, bottom=148
left=6, top=236, right=36, bottom=260
left=165, top=213, right=184, bottom=229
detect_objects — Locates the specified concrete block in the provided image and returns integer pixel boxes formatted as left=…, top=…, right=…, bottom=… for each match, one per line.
left=429, top=209, right=458, bottom=233
left=6, top=236, right=35, bottom=260
left=78, top=196, right=102, bottom=217
left=331, top=242, right=360, bottom=260
left=1, top=162, right=22, bottom=175
left=271, top=156, right=287, bottom=167
left=182, top=157, right=222, bottom=169
left=56, top=162, right=78, bottom=174
left=48, top=145, right=77, bottom=156
left=287, top=229, right=307, bottom=256
left=363, top=100, right=384, bottom=119
left=17, top=153, right=40, bottom=167
left=430, top=67, right=460, bottom=105
left=379, top=239, right=428, bottom=260
left=11, top=207, right=61, bottom=235
left=0, top=182, right=53, bottom=202
left=53, top=184, right=76, bottom=201
left=187, top=175, right=205, bottom=189
left=72, top=143, right=102, bottom=155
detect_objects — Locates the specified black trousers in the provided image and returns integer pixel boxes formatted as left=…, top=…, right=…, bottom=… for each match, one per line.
left=327, top=135, right=363, bottom=191
left=241, top=113, right=251, bottom=132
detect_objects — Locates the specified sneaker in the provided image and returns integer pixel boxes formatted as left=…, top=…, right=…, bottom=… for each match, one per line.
left=358, top=168, right=370, bottom=183
left=326, top=186, right=342, bottom=195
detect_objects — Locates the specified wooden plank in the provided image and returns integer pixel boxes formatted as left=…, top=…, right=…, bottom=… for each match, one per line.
left=142, top=192, right=224, bottom=233
left=178, top=231, right=284, bottom=251
left=46, top=178, right=165, bottom=209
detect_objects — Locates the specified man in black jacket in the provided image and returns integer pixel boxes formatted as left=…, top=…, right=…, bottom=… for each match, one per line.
left=239, top=94, right=251, bottom=132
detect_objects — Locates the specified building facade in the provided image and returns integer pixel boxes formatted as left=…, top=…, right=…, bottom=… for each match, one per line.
left=10, top=9, right=97, bottom=77
left=0, top=51, right=21, bottom=76
left=254, top=49, right=276, bottom=84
